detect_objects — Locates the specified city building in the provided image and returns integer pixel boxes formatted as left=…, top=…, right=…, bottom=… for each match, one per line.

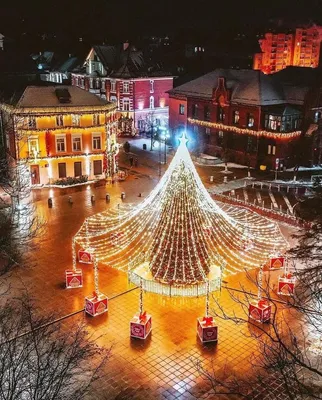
left=43, top=55, right=81, bottom=84
left=253, top=25, right=322, bottom=74
left=0, top=86, right=118, bottom=186
left=168, top=67, right=321, bottom=169
left=71, top=43, right=173, bottom=136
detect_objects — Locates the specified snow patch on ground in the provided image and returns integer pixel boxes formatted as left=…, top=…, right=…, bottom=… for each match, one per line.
left=286, top=166, right=322, bottom=172
left=214, top=162, right=252, bottom=169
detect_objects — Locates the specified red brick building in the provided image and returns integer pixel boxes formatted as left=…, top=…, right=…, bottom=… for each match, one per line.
left=168, top=68, right=322, bottom=169
left=71, top=43, right=173, bottom=136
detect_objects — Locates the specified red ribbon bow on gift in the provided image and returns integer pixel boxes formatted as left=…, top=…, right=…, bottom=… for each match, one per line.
left=92, top=291, right=98, bottom=300
left=283, top=272, right=293, bottom=279
left=203, top=316, right=213, bottom=326
left=139, top=311, right=147, bottom=322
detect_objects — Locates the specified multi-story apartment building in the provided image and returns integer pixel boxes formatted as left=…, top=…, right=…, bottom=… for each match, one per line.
left=253, top=25, right=322, bottom=74
left=168, top=67, right=321, bottom=169
left=71, top=43, right=173, bottom=135
left=0, top=86, right=118, bottom=186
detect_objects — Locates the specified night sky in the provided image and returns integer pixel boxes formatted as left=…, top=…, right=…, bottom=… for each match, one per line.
left=1, top=0, right=321, bottom=44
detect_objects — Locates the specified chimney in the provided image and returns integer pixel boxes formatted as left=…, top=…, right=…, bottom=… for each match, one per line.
left=123, top=42, right=129, bottom=51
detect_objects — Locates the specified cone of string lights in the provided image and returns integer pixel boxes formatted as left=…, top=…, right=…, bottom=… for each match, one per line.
left=74, top=134, right=289, bottom=296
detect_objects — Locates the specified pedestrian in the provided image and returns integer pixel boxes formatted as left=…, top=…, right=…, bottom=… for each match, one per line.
left=134, top=157, right=138, bottom=167
left=129, top=156, right=134, bottom=167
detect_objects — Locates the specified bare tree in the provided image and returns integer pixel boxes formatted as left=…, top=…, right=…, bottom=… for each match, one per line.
left=0, top=295, right=110, bottom=400
left=144, top=111, right=159, bottom=151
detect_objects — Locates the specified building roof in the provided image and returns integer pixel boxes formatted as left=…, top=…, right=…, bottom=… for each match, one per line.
left=54, top=56, right=81, bottom=73
left=83, top=43, right=172, bottom=79
left=5, top=85, right=115, bottom=114
left=168, top=67, right=316, bottom=106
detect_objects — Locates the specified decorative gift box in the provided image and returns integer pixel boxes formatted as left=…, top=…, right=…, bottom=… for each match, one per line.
left=269, top=256, right=285, bottom=269
left=130, top=312, right=152, bottom=339
left=278, top=273, right=296, bottom=296
left=85, top=292, right=108, bottom=317
left=65, top=269, right=83, bottom=288
left=197, top=316, right=218, bottom=343
left=78, top=250, right=92, bottom=264
left=249, top=299, right=271, bottom=323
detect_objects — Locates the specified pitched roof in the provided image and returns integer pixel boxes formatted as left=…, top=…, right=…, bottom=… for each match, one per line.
left=9, top=85, right=114, bottom=113
left=168, top=67, right=315, bottom=106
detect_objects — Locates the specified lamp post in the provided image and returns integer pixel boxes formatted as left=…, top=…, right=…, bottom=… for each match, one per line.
left=160, top=130, right=170, bottom=165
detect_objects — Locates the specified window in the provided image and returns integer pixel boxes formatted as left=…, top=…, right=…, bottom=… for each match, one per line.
left=247, top=113, right=255, bottom=127
left=156, top=118, right=161, bottom=126
left=123, top=98, right=130, bottom=111
left=218, top=107, right=225, bottom=122
left=192, top=104, right=198, bottom=118
left=72, top=135, right=82, bottom=151
left=93, top=114, right=100, bottom=125
left=204, top=105, right=210, bottom=121
left=93, top=160, right=103, bottom=175
left=265, top=115, right=281, bottom=131
left=150, top=80, right=154, bottom=93
left=28, top=117, right=36, bottom=129
left=205, top=128, right=211, bottom=135
left=233, top=110, right=239, bottom=124
left=217, top=130, right=224, bottom=146
left=56, top=136, right=66, bottom=152
left=5, top=133, right=10, bottom=150
left=179, top=104, right=185, bottom=115
left=58, top=163, right=67, bottom=178
left=193, top=125, right=198, bottom=133
left=110, top=95, right=117, bottom=103
left=123, top=82, right=130, bottom=94
left=138, top=119, right=145, bottom=131
left=149, top=96, right=154, bottom=109
left=74, top=161, right=82, bottom=177
left=56, top=115, right=63, bottom=127
left=28, top=138, right=39, bottom=157
left=267, top=145, right=276, bottom=155
left=110, top=80, right=116, bottom=92
left=92, top=134, right=102, bottom=150
left=72, top=114, right=80, bottom=126
left=95, top=79, right=100, bottom=89
left=314, top=111, right=321, bottom=123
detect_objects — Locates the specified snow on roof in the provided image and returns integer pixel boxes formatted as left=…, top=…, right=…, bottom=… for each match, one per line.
left=16, top=85, right=109, bottom=108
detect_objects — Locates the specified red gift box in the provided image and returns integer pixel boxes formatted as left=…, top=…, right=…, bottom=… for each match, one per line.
left=197, top=317, right=218, bottom=343
left=78, top=250, right=92, bottom=264
left=85, top=292, right=108, bottom=317
left=269, top=256, right=285, bottom=269
left=130, top=313, right=152, bottom=339
left=278, top=275, right=296, bottom=296
left=249, top=299, right=271, bottom=323
left=65, top=269, right=83, bottom=288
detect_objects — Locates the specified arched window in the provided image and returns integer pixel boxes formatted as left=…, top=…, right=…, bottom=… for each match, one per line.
left=149, top=96, right=154, bottom=109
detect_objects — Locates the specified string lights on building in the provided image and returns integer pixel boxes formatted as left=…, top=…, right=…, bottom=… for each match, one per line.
left=188, top=118, right=303, bottom=140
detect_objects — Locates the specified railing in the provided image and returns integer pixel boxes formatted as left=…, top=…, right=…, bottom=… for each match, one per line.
left=214, top=193, right=312, bottom=229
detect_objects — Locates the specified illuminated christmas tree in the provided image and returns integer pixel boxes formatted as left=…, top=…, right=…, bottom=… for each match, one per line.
left=75, top=135, right=288, bottom=288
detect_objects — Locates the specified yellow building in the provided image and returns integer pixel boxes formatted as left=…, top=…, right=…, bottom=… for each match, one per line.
left=1, top=86, right=118, bottom=186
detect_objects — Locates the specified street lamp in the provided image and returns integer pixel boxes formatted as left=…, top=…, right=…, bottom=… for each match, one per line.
left=160, top=130, right=170, bottom=165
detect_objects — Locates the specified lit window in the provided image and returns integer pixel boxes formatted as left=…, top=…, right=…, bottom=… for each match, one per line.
left=233, top=110, right=239, bottom=124
left=72, top=136, right=82, bottom=151
left=56, top=136, right=66, bottom=152
left=92, top=134, right=101, bottom=150
left=28, top=138, right=39, bottom=157
left=123, top=98, right=130, bottom=111
left=150, top=80, right=154, bottom=93
left=179, top=104, right=185, bottom=115
left=72, top=114, right=80, bottom=126
left=149, top=96, right=154, bottom=109
left=247, top=113, right=255, bottom=127
left=111, top=80, right=116, bottom=92
left=56, top=115, right=63, bottom=127
left=205, top=128, right=211, bottom=134
left=123, top=82, right=130, bottom=94
left=314, top=111, right=321, bottom=123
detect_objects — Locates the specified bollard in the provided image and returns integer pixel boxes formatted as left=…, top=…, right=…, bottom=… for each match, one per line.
left=234, top=176, right=237, bottom=180
left=252, top=182, right=254, bottom=188
left=68, top=196, right=73, bottom=204
left=210, top=176, right=214, bottom=183
left=287, top=186, right=289, bottom=193
left=262, top=200, right=265, bottom=208
left=231, top=189, right=235, bottom=196
left=121, top=192, right=125, bottom=200
left=223, top=176, right=228, bottom=184
left=253, top=198, right=256, bottom=205
left=271, top=202, right=273, bottom=209
left=91, top=195, right=95, bottom=203
left=280, top=204, right=282, bottom=212
left=278, top=185, right=280, bottom=192
left=138, top=193, right=142, bottom=197
left=261, top=183, right=263, bottom=190
left=106, top=193, right=110, bottom=202
left=48, top=197, right=53, bottom=208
